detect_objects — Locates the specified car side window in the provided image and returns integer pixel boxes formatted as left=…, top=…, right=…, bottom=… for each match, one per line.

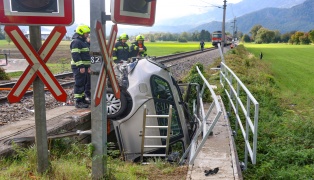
left=150, top=75, right=183, bottom=139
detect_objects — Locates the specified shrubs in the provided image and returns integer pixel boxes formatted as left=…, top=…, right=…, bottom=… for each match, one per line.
left=0, top=67, right=10, bottom=80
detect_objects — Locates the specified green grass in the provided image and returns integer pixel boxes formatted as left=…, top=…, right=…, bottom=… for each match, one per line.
left=1, top=40, right=212, bottom=78
left=244, top=43, right=314, bottom=113
left=0, top=140, right=187, bottom=179
left=144, top=41, right=212, bottom=56
left=216, top=44, right=314, bottom=179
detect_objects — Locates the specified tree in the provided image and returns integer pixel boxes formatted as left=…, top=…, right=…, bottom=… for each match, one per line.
left=299, top=33, right=311, bottom=45
left=273, top=30, right=281, bottom=43
left=250, top=25, right=262, bottom=41
left=309, top=30, right=314, bottom=43
left=281, top=33, right=291, bottom=43
left=180, top=32, right=190, bottom=41
left=291, top=31, right=304, bottom=45
left=242, top=34, right=251, bottom=42
left=255, top=28, right=275, bottom=44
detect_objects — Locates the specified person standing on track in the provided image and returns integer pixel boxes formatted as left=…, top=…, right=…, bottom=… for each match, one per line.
left=130, top=34, right=147, bottom=59
left=113, top=33, right=130, bottom=64
left=200, top=40, right=205, bottom=51
left=70, top=24, right=91, bottom=108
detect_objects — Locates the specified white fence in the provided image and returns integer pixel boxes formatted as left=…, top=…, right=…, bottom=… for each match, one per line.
left=219, top=61, right=259, bottom=169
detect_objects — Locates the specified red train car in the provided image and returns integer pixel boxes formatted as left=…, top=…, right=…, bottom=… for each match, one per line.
left=212, top=31, right=232, bottom=47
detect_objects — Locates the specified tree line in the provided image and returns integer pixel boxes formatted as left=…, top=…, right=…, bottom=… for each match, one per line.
left=0, top=26, right=211, bottom=43
left=132, top=30, right=211, bottom=43
left=242, top=24, right=314, bottom=44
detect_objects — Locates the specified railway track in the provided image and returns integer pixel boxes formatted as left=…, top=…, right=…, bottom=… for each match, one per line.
left=0, top=72, right=75, bottom=104
left=156, top=47, right=216, bottom=63
left=0, top=48, right=222, bottom=127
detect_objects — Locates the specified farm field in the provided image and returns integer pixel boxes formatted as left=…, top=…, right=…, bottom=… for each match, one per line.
left=238, top=43, right=314, bottom=178
left=0, top=40, right=212, bottom=60
left=244, top=43, right=314, bottom=114
left=0, top=40, right=212, bottom=76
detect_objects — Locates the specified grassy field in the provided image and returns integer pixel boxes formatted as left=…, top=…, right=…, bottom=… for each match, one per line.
left=0, top=39, right=211, bottom=57
left=244, top=43, right=314, bottom=114
left=0, top=40, right=212, bottom=77
left=0, top=39, right=212, bottom=78
left=221, top=43, right=314, bottom=178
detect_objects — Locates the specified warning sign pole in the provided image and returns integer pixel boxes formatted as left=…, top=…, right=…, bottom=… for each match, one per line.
left=30, top=26, right=49, bottom=173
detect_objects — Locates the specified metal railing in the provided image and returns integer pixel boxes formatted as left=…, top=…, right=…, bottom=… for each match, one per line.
left=219, top=61, right=259, bottom=169
left=179, top=66, right=222, bottom=165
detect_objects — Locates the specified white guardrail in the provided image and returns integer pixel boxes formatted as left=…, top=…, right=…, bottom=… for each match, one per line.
left=179, top=66, right=222, bottom=165
left=219, top=61, right=259, bottom=169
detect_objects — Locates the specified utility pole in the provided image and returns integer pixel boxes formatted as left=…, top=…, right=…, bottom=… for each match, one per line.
left=233, top=18, right=236, bottom=41
left=221, top=0, right=227, bottom=52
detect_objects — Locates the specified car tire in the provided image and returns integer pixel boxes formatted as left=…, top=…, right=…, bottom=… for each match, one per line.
left=106, top=88, right=127, bottom=119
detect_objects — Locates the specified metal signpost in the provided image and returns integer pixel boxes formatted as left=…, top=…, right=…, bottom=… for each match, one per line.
left=89, top=0, right=111, bottom=178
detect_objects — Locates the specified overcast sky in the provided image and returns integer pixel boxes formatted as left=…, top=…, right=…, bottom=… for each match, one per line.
left=74, top=0, right=242, bottom=27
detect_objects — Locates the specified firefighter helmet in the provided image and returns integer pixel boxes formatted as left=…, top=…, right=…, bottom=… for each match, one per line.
left=136, top=35, right=145, bottom=41
left=119, top=33, right=129, bottom=40
left=76, top=25, right=90, bottom=35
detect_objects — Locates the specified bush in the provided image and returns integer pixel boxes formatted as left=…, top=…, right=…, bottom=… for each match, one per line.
left=177, top=37, right=187, bottom=43
left=0, top=67, right=10, bottom=80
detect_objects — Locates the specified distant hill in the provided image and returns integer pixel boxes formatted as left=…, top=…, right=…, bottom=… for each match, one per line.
left=169, top=0, right=306, bottom=26
left=190, top=0, right=314, bottom=34
left=236, top=0, right=314, bottom=34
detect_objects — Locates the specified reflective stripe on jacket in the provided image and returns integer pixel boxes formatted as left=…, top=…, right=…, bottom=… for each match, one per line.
left=130, top=41, right=147, bottom=57
left=70, top=33, right=91, bottom=68
left=113, top=41, right=129, bottom=61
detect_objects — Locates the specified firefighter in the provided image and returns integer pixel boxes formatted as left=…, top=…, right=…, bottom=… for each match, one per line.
left=70, top=24, right=91, bottom=108
left=130, top=34, right=147, bottom=58
left=113, top=33, right=130, bottom=64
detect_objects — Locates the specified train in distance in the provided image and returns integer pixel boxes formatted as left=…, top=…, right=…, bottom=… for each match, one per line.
left=211, top=31, right=233, bottom=47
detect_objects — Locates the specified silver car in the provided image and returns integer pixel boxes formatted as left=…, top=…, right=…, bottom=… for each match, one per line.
left=107, top=57, right=197, bottom=161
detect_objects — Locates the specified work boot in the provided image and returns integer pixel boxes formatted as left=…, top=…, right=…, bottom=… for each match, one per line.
left=75, top=101, right=89, bottom=108
left=82, top=96, right=91, bottom=105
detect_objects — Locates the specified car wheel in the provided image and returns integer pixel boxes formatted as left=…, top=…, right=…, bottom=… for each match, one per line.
left=106, top=88, right=127, bottom=119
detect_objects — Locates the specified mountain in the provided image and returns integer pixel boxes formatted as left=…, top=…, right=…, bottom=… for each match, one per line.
left=120, top=0, right=307, bottom=35
left=190, top=0, right=314, bottom=34
left=170, top=0, right=306, bottom=26
left=236, top=0, right=314, bottom=34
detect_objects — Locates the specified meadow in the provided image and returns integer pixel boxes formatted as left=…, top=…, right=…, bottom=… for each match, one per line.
left=225, top=43, right=314, bottom=178
left=244, top=43, right=314, bottom=114
left=0, top=40, right=212, bottom=77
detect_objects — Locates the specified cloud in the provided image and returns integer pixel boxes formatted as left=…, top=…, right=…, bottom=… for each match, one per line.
left=74, top=0, right=242, bottom=26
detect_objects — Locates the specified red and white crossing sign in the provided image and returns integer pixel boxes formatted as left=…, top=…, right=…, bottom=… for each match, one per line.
left=94, top=22, right=120, bottom=106
left=5, top=26, right=67, bottom=103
